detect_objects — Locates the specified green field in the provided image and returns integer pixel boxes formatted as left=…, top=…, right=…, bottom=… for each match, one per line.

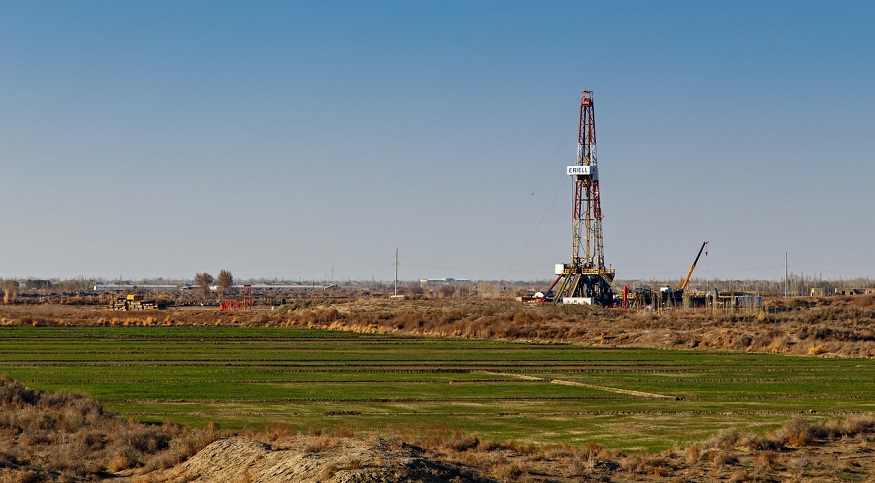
left=1, top=325, right=874, bottom=452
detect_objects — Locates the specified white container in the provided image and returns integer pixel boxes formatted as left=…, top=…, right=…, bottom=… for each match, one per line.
left=562, top=297, right=594, bottom=305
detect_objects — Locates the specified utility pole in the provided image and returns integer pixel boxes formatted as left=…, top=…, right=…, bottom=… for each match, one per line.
left=394, top=249, right=399, bottom=297
left=784, top=252, right=789, bottom=297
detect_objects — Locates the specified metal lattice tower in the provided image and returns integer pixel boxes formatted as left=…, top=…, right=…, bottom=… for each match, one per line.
left=572, top=90, right=603, bottom=269
left=542, top=90, right=618, bottom=306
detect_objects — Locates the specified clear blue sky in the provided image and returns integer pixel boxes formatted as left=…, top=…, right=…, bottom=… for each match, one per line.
left=2, top=1, right=873, bottom=283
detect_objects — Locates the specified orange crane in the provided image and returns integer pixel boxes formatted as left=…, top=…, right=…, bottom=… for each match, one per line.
left=680, top=241, right=709, bottom=291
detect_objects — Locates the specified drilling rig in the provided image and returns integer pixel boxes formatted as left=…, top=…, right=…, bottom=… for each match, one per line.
left=541, top=90, right=619, bottom=306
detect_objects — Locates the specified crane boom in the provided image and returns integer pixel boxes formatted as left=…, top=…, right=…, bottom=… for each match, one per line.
left=680, top=241, right=709, bottom=291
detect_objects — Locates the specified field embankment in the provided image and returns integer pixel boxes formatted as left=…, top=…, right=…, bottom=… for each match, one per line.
left=282, top=296, right=875, bottom=358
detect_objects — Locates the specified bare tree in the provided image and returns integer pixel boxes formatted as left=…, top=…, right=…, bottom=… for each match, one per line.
left=56, top=277, right=95, bottom=292
left=405, top=282, right=424, bottom=298
left=477, top=281, right=502, bottom=299
left=216, top=270, right=233, bottom=301
left=1, top=279, right=19, bottom=305
left=194, top=273, right=214, bottom=302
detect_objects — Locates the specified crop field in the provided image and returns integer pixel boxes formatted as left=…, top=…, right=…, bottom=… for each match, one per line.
left=1, top=325, right=874, bottom=453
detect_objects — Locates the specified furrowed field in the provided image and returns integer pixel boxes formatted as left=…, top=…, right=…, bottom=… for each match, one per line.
left=2, top=323, right=874, bottom=453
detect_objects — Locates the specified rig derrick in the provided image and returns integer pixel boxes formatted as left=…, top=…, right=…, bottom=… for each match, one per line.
left=542, top=90, right=618, bottom=306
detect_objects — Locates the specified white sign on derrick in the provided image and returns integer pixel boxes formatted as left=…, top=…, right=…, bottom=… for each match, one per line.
left=566, top=165, right=597, bottom=178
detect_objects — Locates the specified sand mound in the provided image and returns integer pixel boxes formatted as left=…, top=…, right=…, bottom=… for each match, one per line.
left=151, top=437, right=492, bottom=483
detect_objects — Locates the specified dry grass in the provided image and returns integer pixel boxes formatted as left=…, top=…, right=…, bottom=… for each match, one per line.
left=0, top=377, right=223, bottom=482
left=388, top=414, right=875, bottom=481
left=779, top=418, right=813, bottom=447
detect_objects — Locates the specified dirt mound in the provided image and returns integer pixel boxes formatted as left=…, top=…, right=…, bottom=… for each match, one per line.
left=150, top=437, right=493, bottom=483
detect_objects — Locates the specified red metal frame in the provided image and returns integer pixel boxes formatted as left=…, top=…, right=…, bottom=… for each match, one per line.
left=219, top=284, right=253, bottom=311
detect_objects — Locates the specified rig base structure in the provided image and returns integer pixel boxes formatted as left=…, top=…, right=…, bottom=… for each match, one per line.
left=544, top=265, right=617, bottom=307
